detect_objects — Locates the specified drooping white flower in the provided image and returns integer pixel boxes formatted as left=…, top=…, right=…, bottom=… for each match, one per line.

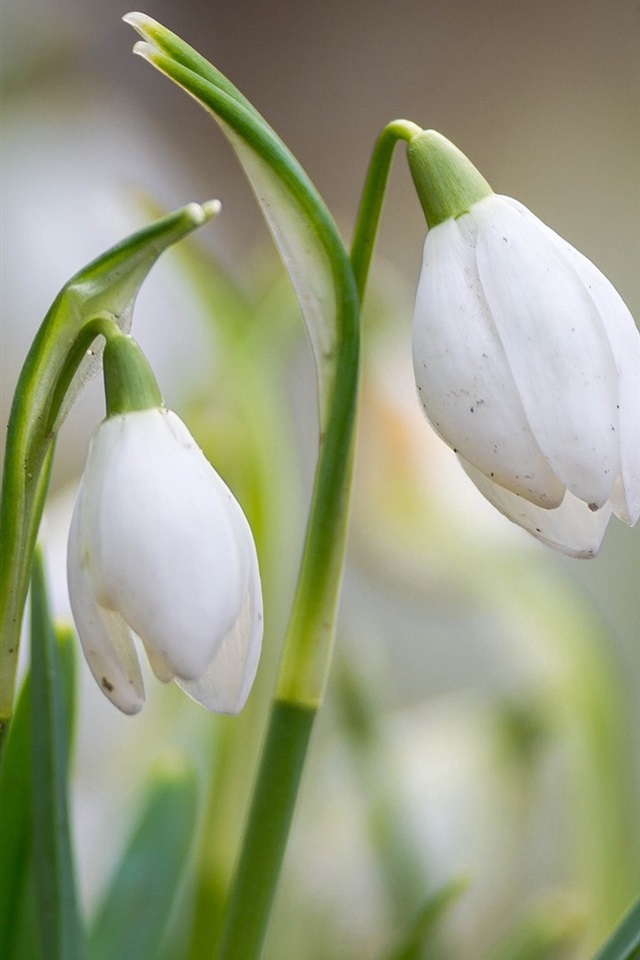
left=67, top=407, right=262, bottom=714
left=412, top=192, right=640, bottom=557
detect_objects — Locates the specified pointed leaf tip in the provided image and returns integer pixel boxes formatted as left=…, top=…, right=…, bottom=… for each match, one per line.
left=183, top=199, right=221, bottom=226
left=122, top=12, right=159, bottom=35
left=132, top=39, right=156, bottom=62
left=201, top=198, right=222, bottom=219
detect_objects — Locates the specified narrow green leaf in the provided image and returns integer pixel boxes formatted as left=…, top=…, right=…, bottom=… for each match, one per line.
left=87, top=759, right=199, bottom=960
left=382, top=876, right=469, bottom=960
left=0, top=200, right=219, bottom=733
left=29, top=551, right=84, bottom=960
left=12, top=878, right=39, bottom=960
left=0, top=667, right=33, bottom=959
left=481, top=894, right=585, bottom=960
left=1, top=619, right=78, bottom=959
left=125, top=13, right=357, bottom=431
left=591, top=896, right=640, bottom=960
left=55, top=625, right=78, bottom=756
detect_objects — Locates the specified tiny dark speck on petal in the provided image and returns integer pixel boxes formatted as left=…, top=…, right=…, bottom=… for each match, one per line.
left=536, top=528, right=541, bottom=533
left=588, top=502, right=599, bottom=512
left=470, top=406, right=474, bottom=413
left=102, top=677, right=114, bottom=692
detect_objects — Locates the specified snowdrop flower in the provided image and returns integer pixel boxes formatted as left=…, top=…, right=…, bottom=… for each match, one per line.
left=67, top=332, right=262, bottom=714
left=408, top=131, right=640, bottom=557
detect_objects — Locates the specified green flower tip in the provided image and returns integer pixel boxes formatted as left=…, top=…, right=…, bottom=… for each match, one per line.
left=103, top=332, right=163, bottom=417
left=407, top=129, right=493, bottom=229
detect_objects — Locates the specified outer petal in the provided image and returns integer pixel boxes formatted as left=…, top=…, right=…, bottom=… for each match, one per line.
left=413, top=218, right=564, bottom=507
left=67, top=481, right=145, bottom=714
left=82, top=409, right=250, bottom=682
left=460, top=457, right=612, bottom=558
left=176, top=496, right=263, bottom=713
left=473, top=195, right=620, bottom=508
left=504, top=196, right=640, bottom=526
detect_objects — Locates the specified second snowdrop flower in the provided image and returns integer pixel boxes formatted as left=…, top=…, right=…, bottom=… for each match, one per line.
left=67, top=329, right=262, bottom=714
left=407, top=131, right=640, bottom=557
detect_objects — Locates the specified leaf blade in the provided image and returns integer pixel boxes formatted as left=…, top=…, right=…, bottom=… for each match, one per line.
left=0, top=666, right=33, bottom=959
left=126, top=15, right=357, bottom=431
left=382, top=876, right=469, bottom=960
left=87, top=759, right=199, bottom=960
left=591, top=897, right=640, bottom=960
left=29, top=551, right=84, bottom=960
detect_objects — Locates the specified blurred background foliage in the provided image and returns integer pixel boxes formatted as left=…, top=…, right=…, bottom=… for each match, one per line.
left=1, top=0, right=639, bottom=958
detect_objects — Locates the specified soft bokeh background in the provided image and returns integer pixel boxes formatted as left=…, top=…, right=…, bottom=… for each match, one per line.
left=2, top=0, right=639, bottom=957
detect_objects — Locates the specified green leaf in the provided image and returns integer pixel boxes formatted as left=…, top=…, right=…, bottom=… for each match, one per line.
left=124, top=12, right=357, bottom=432
left=382, top=876, right=469, bottom=960
left=0, top=662, right=33, bottom=959
left=480, top=894, right=585, bottom=960
left=29, top=550, right=84, bottom=960
left=87, top=758, right=199, bottom=960
left=591, top=896, right=640, bottom=960
left=0, top=200, right=218, bottom=734
left=0, top=616, right=77, bottom=960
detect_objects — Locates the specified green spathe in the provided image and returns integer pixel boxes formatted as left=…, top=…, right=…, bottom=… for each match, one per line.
left=408, top=130, right=493, bottom=228
left=103, top=332, right=163, bottom=416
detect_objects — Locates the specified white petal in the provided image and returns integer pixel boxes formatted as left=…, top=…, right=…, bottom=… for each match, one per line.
left=518, top=207, right=639, bottom=526
left=460, top=457, right=612, bottom=558
left=142, top=644, right=175, bottom=683
left=413, top=219, right=564, bottom=507
left=83, top=409, right=250, bottom=682
left=473, top=195, right=620, bottom=508
left=67, top=483, right=145, bottom=714
left=176, top=522, right=263, bottom=714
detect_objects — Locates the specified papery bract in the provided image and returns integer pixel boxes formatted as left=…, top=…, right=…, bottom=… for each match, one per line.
left=413, top=193, right=640, bottom=558
left=67, top=407, right=262, bottom=713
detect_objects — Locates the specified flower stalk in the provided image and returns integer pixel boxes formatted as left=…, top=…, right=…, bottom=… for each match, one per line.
left=350, top=119, right=422, bottom=301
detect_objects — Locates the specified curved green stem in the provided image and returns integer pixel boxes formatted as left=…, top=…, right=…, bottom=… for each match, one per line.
left=0, top=312, right=120, bottom=741
left=46, top=314, right=122, bottom=433
left=217, top=199, right=360, bottom=960
left=218, top=123, right=418, bottom=960
left=216, top=701, right=315, bottom=960
left=350, top=119, right=422, bottom=302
